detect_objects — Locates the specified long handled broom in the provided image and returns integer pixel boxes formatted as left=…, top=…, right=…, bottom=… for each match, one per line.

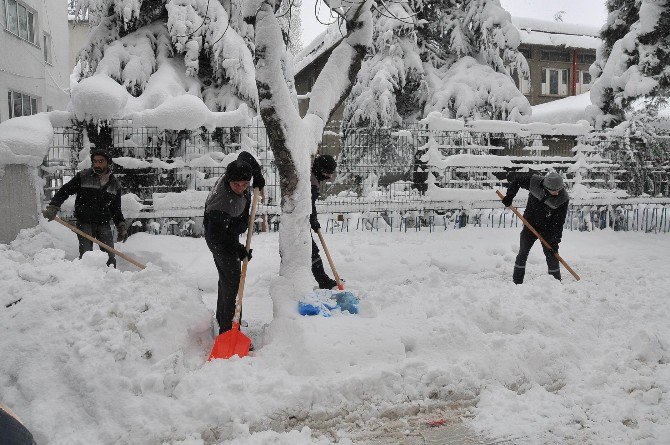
left=496, top=190, right=580, bottom=281
left=54, top=216, right=146, bottom=270
left=208, top=187, right=260, bottom=360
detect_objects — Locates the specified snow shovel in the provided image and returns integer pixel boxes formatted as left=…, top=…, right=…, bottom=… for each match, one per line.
left=208, top=187, right=260, bottom=360
left=53, top=216, right=146, bottom=270
left=297, top=230, right=359, bottom=316
left=496, top=190, right=580, bottom=281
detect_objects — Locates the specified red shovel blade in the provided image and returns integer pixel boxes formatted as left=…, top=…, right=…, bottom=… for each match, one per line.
left=208, top=323, right=251, bottom=360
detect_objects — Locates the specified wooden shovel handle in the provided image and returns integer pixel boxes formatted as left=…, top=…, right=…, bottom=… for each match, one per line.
left=54, top=216, right=146, bottom=270
left=496, top=190, right=580, bottom=281
left=316, top=229, right=345, bottom=290
left=233, top=188, right=260, bottom=324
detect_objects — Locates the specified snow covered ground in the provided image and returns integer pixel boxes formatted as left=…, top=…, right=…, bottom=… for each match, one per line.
left=1, top=222, right=669, bottom=444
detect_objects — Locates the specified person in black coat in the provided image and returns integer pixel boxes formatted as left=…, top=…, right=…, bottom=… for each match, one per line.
left=204, top=152, right=264, bottom=334
left=310, top=155, right=339, bottom=289
left=498, top=171, right=569, bottom=284
left=42, top=149, right=126, bottom=267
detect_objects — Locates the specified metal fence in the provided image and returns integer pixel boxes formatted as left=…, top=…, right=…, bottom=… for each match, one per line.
left=43, top=122, right=670, bottom=234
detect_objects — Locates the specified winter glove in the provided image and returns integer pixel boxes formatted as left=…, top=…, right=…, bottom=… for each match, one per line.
left=310, top=217, right=321, bottom=232
left=501, top=194, right=514, bottom=207
left=42, top=205, right=59, bottom=221
left=115, top=221, right=128, bottom=242
left=493, top=171, right=508, bottom=180
left=252, top=172, right=265, bottom=191
left=237, top=243, right=252, bottom=262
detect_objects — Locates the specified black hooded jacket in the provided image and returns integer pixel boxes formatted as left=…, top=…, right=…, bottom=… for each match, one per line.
left=505, top=172, right=570, bottom=246
left=49, top=169, right=124, bottom=225
left=203, top=153, right=258, bottom=253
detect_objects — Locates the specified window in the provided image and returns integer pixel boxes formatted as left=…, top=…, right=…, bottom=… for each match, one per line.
left=519, top=47, right=532, bottom=60
left=576, top=70, right=593, bottom=94
left=43, top=32, right=52, bottom=63
left=4, top=0, right=37, bottom=44
left=8, top=90, right=39, bottom=118
left=512, top=69, right=531, bottom=95
left=578, top=52, right=597, bottom=64
left=541, top=68, right=569, bottom=96
left=540, top=49, right=571, bottom=62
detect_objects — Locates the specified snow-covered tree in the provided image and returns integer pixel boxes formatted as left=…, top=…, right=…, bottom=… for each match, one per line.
left=588, top=0, right=670, bottom=128
left=277, top=0, right=303, bottom=54
left=69, top=0, right=373, bottom=314
left=342, top=0, right=531, bottom=129
left=72, top=0, right=258, bottom=112
left=244, top=0, right=373, bottom=315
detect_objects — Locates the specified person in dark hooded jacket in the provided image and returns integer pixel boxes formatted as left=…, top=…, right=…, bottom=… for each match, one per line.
left=204, top=151, right=264, bottom=335
left=498, top=170, right=569, bottom=284
left=42, top=149, right=126, bottom=267
left=310, top=155, right=339, bottom=290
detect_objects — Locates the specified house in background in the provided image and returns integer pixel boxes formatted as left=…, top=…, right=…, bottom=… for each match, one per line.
left=294, top=17, right=603, bottom=127
left=0, top=0, right=70, bottom=122
left=68, top=3, right=88, bottom=75
left=512, top=17, right=600, bottom=106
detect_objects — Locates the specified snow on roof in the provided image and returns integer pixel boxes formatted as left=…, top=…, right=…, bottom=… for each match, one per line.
left=513, top=17, right=601, bottom=50
left=512, top=17, right=600, bottom=38
left=294, top=21, right=347, bottom=76
left=529, top=93, right=591, bottom=124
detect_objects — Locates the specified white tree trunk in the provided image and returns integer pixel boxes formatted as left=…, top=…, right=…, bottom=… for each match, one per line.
left=249, top=0, right=372, bottom=318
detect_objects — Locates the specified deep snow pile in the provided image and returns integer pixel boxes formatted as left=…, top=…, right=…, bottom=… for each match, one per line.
left=1, top=223, right=669, bottom=444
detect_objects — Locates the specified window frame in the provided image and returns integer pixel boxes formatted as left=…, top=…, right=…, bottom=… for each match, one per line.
left=3, top=0, right=38, bottom=46
left=540, top=49, right=571, bottom=63
left=541, top=67, right=570, bottom=96
left=7, top=90, right=40, bottom=119
left=43, top=31, right=52, bottom=64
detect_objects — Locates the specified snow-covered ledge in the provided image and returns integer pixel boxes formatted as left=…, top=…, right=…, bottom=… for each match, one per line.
left=0, top=112, right=67, bottom=243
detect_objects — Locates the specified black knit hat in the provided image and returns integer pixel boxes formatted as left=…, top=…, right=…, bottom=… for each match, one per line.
left=313, top=154, right=337, bottom=175
left=225, top=159, right=253, bottom=182
left=90, top=149, right=113, bottom=163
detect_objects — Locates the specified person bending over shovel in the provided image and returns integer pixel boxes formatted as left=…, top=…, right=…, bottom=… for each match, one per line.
left=42, top=149, right=126, bottom=267
left=496, top=170, right=569, bottom=284
left=204, top=152, right=264, bottom=335
left=310, top=154, right=340, bottom=290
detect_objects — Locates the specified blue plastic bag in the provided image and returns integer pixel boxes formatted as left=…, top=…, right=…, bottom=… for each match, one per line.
left=298, top=290, right=359, bottom=316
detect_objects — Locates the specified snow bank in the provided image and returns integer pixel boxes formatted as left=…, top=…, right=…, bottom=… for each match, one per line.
left=71, top=75, right=129, bottom=121
left=0, top=114, right=55, bottom=167
left=421, top=112, right=465, bottom=132
left=419, top=112, right=593, bottom=136
left=152, top=190, right=209, bottom=211
left=530, top=93, right=591, bottom=124
left=130, top=95, right=251, bottom=131
left=4, top=225, right=668, bottom=443
left=443, top=154, right=514, bottom=168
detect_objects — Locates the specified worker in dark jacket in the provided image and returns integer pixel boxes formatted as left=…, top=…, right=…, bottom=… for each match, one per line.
left=499, top=171, right=569, bottom=284
left=204, top=151, right=264, bottom=335
left=42, top=149, right=126, bottom=267
left=310, top=155, right=339, bottom=290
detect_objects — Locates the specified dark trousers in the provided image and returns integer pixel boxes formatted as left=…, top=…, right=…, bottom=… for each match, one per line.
left=76, top=221, right=116, bottom=267
left=513, top=227, right=561, bottom=284
left=312, top=237, right=336, bottom=289
left=206, top=240, right=241, bottom=334
left=0, top=406, right=36, bottom=445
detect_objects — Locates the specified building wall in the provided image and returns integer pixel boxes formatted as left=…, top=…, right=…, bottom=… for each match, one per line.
left=519, top=44, right=596, bottom=106
left=68, top=19, right=88, bottom=74
left=0, top=0, right=69, bottom=123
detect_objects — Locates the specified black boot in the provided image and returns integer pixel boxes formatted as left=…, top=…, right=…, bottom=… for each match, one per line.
left=548, top=269, right=561, bottom=281
left=513, top=264, right=525, bottom=284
